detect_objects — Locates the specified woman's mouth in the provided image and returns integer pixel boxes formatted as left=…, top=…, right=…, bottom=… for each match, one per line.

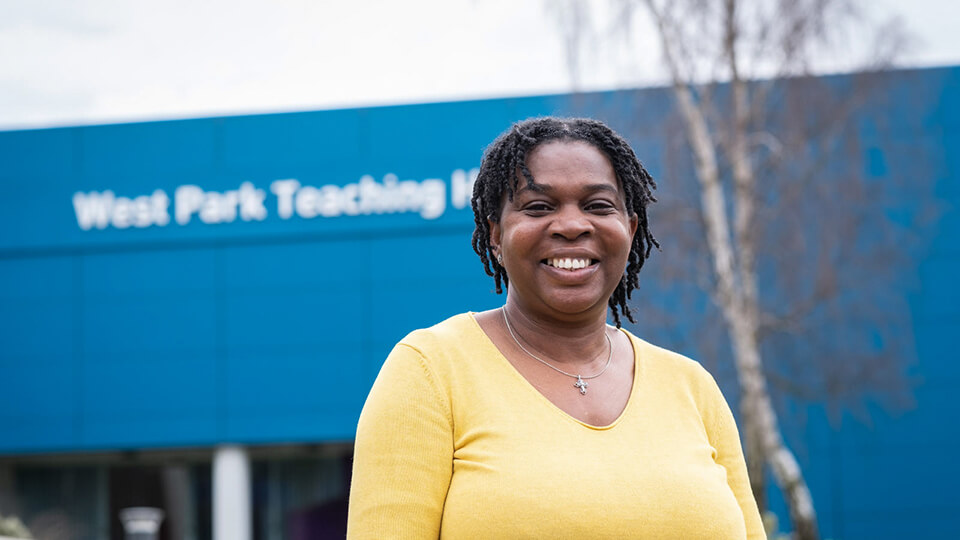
left=542, top=257, right=598, bottom=271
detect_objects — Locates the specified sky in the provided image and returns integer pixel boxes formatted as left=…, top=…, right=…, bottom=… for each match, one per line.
left=1, top=0, right=959, bottom=130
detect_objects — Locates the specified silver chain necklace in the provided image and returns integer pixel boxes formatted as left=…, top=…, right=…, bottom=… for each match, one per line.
left=501, top=307, right=613, bottom=396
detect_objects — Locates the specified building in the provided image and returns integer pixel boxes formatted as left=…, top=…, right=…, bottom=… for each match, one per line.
left=1, top=65, right=958, bottom=539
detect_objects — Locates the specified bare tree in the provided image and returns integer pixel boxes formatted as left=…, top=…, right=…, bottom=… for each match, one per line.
left=545, top=0, right=593, bottom=91
left=549, top=1, right=923, bottom=539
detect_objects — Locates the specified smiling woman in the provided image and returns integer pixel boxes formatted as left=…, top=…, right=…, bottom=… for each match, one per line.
left=489, top=140, right=638, bottom=332
left=347, top=117, right=765, bottom=539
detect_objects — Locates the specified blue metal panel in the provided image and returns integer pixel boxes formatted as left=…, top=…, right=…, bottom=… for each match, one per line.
left=0, top=296, right=73, bottom=358
left=221, top=239, right=369, bottom=290
left=0, top=257, right=78, bottom=452
left=916, top=256, right=960, bottom=320
left=844, top=512, right=958, bottom=540
left=82, top=351, right=218, bottom=447
left=224, top=345, right=366, bottom=442
left=221, top=109, right=363, bottom=169
left=0, top=127, right=76, bottom=179
left=80, top=119, right=218, bottom=178
left=914, top=321, right=960, bottom=380
left=364, top=99, right=512, bottom=162
left=82, top=249, right=218, bottom=295
left=1, top=65, right=960, bottom=539
left=0, top=349, right=77, bottom=450
left=82, top=293, right=217, bottom=354
left=369, top=232, right=489, bottom=337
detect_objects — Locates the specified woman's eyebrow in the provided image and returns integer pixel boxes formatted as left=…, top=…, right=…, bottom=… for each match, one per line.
left=515, top=182, right=549, bottom=194
left=583, top=184, right=619, bottom=194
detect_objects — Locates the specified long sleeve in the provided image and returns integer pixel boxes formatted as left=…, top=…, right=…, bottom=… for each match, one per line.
left=697, top=367, right=766, bottom=540
left=347, top=343, right=454, bottom=539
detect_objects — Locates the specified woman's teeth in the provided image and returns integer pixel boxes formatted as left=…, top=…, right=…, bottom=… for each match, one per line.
left=547, top=258, right=591, bottom=270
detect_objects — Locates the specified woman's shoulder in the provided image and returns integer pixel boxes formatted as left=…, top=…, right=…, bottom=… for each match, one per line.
left=396, top=312, right=481, bottom=353
left=388, top=312, right=494, bottom=374
left=382, top=312, right=495, bottom=392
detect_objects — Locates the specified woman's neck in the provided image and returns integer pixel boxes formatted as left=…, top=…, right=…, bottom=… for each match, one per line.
left=501, top=299, right=611, bottom=367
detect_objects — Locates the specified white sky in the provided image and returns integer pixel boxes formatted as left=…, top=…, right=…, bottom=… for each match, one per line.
left=1, top=0, right=959, bottom=130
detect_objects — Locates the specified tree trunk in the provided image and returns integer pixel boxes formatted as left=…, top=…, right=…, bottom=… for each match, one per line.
left=725, top=307, right=820, bottom=540
left=645, top=2, right=821, bottom=537
left=722, top=1, right=768, bottom=510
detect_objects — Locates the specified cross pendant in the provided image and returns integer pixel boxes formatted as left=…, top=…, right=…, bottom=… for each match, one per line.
left=574, top=375, right=588, bottom=395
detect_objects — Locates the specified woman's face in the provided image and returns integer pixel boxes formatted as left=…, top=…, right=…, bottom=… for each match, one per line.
left=490, top=140, right=638, bottom=321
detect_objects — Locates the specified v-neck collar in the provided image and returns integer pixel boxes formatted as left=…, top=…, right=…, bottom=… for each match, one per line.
left=466, top=312, right=643, bottom=430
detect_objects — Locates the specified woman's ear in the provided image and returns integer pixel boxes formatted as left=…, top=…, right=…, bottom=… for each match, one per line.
left=488, top=217, right=501, bottom=260
left=629, top=213, right=639, bottom=238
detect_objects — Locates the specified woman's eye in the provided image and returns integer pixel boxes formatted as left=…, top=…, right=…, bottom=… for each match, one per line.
left=585, top=201, right=616, bottom=212
left=523, top=203, right=552, bottom=213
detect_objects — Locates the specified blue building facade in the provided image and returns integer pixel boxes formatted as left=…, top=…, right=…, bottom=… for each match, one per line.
left=1, top=66, right=958, bottom=539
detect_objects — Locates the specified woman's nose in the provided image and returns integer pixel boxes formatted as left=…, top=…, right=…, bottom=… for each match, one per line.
left=549, top=205, right=592, bottom=240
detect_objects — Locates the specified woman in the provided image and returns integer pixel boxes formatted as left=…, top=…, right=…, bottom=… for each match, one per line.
left=347, top=117, right=764, bottom=539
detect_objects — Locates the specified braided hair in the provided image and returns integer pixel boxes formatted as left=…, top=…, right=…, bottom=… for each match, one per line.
left=470, top=117, right=659, bottom=328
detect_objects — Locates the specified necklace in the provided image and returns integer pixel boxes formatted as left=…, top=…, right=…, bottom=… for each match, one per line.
left=501, top=307, right=613, bottom=396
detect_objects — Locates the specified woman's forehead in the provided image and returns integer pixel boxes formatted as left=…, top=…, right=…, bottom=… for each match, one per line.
left=528, top=140, right=613, bottom=169
left=514, top=140, right=620, bottom=192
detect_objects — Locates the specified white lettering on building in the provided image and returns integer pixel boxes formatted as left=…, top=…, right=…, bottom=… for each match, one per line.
left=73, top=189, right=170, bottom=230
left=174, top=182, right=267, bottom=225
left=72, top=168, right=479, bottom=231
left=271, top=174, right=448, bottom=221
left=450, top=168, right=479, bottom=210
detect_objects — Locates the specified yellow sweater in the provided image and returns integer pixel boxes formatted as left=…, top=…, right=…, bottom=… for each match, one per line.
left=348, top=313, right=765, bottom=539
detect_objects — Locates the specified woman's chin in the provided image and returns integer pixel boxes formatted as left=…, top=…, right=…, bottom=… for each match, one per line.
left=535, top=294, right=611, bottom=320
